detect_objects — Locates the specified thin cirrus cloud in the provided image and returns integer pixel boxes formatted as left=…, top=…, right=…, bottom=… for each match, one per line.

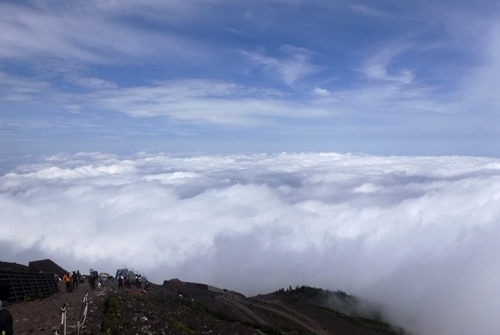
left=243, top=45, right=321, bottom=86
left=350, top=4, right=392, bottom=18
left=2, top=152, right=500, bottom=335
left=1, top=75, right=331, bottom=127
left=0, top=69, right=445, bottom=129
left=0, top=2, right=206, bottom=64
left=87, top=79, right=329, bottom=123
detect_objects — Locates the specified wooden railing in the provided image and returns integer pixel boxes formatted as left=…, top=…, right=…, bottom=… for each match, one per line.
left=0, top=270, right=59, bottom=304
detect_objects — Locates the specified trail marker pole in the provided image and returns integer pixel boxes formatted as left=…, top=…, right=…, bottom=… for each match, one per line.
left=55, top=304, right=66, bottom=335
left=77, top=292, right=89, bottom=335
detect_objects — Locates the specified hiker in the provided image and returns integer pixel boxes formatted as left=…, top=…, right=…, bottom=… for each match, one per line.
left=69, top=272, right=74, bottom=292
left=144, top=281, right=151, bottom=291
left=72, top=271, right=78, bottom=290
left=0, top=282, right=13, bottom=335
left=117, top=273, right=124, bottom=290
left=62, top=272, right=72, bottom=292
left=89, top=271, right=97, bottom=290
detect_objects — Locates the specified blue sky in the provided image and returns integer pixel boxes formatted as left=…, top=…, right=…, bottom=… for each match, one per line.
left=2, top=0, right=500, bottom=157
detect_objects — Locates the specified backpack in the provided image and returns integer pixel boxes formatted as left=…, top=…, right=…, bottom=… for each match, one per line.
left=0, top=307, right=4, bottom=334
left=1, top=307, right=13, bottom=335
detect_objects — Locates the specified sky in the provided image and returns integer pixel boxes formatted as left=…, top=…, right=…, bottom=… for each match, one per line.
left=2, top=1, right=500, bottom=335
left=1, top=0, right=500, bottom=156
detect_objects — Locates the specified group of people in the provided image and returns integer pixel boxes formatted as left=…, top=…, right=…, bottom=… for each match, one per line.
left=116, top=272, right=151, bottom=291
left=0, top=268, right=154, bottom=335
left=61, top=270, right=82, bottom=292
left=135, top=274, right=142, bottom=288
left=117, top=272, right=137, bottom=289
left=60, top=269, right=150, bottom=292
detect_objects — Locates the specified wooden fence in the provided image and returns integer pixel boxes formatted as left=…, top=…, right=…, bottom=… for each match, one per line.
left=0, top=270, right=59, bottom=304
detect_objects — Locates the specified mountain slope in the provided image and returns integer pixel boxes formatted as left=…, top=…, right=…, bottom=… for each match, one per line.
left=152, top=279, right=408, bottom=335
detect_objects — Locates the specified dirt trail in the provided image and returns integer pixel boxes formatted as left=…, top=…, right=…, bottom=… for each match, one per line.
left=6, top=281, right=113, bottom=335
left=235, top=296, right=329, bottom=335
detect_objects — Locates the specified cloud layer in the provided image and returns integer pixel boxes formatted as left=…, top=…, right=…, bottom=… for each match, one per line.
left=2, top=152, right=500, bottom=335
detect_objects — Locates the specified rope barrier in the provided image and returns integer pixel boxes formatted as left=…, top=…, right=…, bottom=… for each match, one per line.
left=55, top=292, right=89, bottom=335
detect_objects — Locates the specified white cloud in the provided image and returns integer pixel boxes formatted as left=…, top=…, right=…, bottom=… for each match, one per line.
left=243, top=45, right=320, bottom=86
left=0, top=2, right=206, bottom=64
left=0, top=75, right=330, bottom=127
left=350, top=4, right=391, bottom=18
left=87, top=79, right=329, bottom=123
left=361, top=44, right=416, bottom=84
left=2, top=152, right=500, bottom=335
left=455, top=21, right=500, bottom=113
left=312, top=87, right=331, bottom=96
left=0, top=71, right=55, bottom=102
left=365, top=63, right=415, bottom=84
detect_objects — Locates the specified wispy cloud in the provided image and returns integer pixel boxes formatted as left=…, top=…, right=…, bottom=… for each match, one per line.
left=88, top=79, right=329, bottom=124
left=0, top=75, right=330, bottom=127
left=0, top=2, right=206, bottom=64
left=243, top=45, right=320, bottom=86
left=360, top=44, right=415, bottom=84
left=350, top=4, right=391, bottom=18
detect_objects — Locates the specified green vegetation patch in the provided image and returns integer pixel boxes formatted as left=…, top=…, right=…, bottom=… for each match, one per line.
left=101, top=294, right=132, bottom=335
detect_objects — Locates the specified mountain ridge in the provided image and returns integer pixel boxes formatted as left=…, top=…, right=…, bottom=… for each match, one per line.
left=160, top=278, right=409, bottom=335
left=1, top=259, right=410, bottom=334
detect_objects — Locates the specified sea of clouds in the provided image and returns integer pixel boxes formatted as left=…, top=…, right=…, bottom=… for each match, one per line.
left=2, top=152, right=500, bottom=335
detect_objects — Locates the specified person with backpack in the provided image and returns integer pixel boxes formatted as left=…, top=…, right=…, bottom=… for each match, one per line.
left=124, top=275, right=131, bottom=289
left=144, top=280, right=151, bottom=291
left=62, top=272, right=72, bottom=292
left=72, top=271, right=78, bottom=290
left=89, top=270, right=98, bottom=290
left=89, top=272, right=95, bottom=290
left=0, top=282, right=13, bottom=335
left=117, top=273, right=124, bottom=290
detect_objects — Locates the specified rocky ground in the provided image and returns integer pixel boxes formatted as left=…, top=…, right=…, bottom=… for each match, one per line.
left=5, top=280, right=265, bottom=335
left=4, top=279, right=407, bottom=335
left=7, top=281, right=112, bottom=335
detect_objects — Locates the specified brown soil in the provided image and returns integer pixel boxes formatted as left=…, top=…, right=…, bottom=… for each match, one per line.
left=6, top=281, right=112, bottom=335
left=5, top=280, right=264, bottom=335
